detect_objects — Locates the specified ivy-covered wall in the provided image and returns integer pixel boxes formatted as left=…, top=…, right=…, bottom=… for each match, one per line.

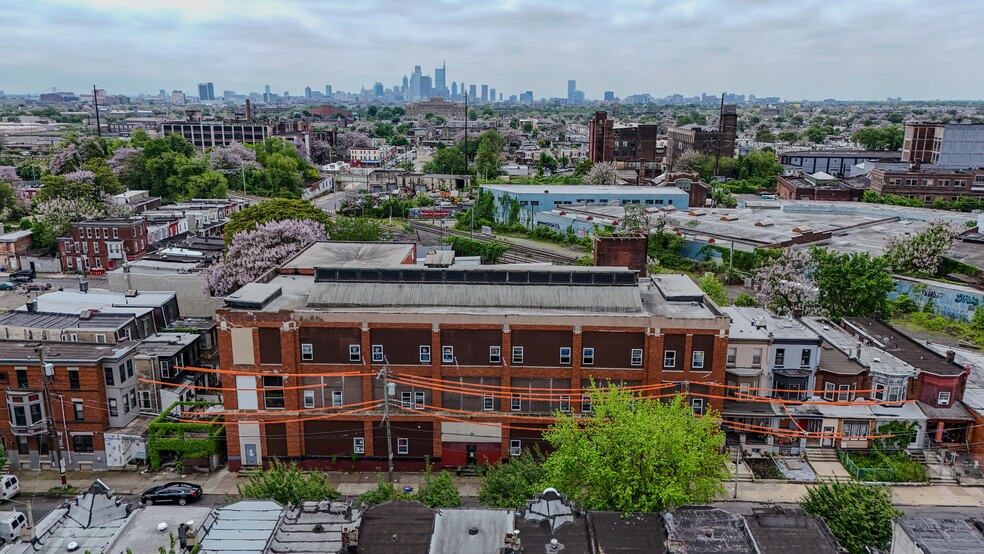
left=147, top=401, right=225, bottom=470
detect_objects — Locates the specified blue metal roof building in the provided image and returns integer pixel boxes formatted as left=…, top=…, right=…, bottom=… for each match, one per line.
left=480, top=184, right=690, bottom=223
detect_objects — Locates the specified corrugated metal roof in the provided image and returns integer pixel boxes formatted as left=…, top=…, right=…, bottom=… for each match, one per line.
left=197, top=500, right=282, bottom=554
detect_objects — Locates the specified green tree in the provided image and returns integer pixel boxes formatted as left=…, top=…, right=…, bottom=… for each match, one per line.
left=811, top=247, right=895, bottom=320
left=238, top=459, right=341, bottom=505
left=223, top=198, right=332, bottom=244
left=800, top=482, right=902, bottom=554
left=537, top=153, right=558, bottom=174
left=416, top=465, right=462, bottom=508
left=358, top=476, right=413, bottom=507
left=423, top=145, right=468, bottom=175
left=574, top=159, right=592, bottom=176
left=328, top=217, right=386, bottom=241
left=698, top=274, right=729, bottom=305
left=474, top=130, right=506, bottom=179
left=734, top=293, right=759, bottom=307
left=509, top=118, right=520, bottom=129
left=886, top=113, right=904, bottom=124
left=541, top=386, right=726, bottom=512
left=478, top=448, right=544, bottom=508
left=389, top=135, right=410, bottom=147
left=754, top=128, right=775, bottom=142
left=468, top=108, right=478, bottom=121
left=521, top=121, right=534, bottom=133
left=851, top=125, right=904, bottom=151
left=777, top=131, right=800, bottom=143
left=802, top=125, right=830, bottom=144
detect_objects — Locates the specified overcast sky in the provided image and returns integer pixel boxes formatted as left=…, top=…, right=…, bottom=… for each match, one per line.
left=2, top=0, right=982, bottom=101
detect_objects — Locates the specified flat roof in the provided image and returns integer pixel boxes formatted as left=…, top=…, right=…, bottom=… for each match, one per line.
left=725, top=307, right=821, bottom=341
left=782, top=150, right=902, bottom=158
left=0, top=310, right=132, bottom=330
left=429, top=508, right=514, bottom=554
left=801, top=318, right=917, bottom=378
left=267, top=501, right=361, bottom=554
left=110, top=504, right=212, bottom=553
left=588, top=512, right=666, bottom=554
left=358, top=501, right=436, bottom=554
left=482, top=184, right=688, bottom=195
left=895, top=518, right=984, bottom=553
left=0, top=230, right=32, bottom=241
left=0, top=339, right=138, bottom=363
left=283, top=241, right=415, bottom=270
left=744, top=506, right=841, bottom=554
left=21, top=290, right=175, bottom=315
left=844, top=318, right=966, bottom=377
left=664, top=506, right=755, bottom=553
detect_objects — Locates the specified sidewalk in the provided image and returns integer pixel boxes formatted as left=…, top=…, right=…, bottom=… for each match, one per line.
left=15, top=468, right=984, bottom=508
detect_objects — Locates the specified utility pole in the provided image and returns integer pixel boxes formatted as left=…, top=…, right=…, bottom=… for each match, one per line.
left=733, top=446, right=741, bottom=499
left=92, top=85, right=102, bottom=138
left=37, top=347, right=67, bottom=487
left=463, top=92, right=469, bottom=176
left=377, top=366, right=394, bottom=482
left=713, top=92, right=724, bottom=177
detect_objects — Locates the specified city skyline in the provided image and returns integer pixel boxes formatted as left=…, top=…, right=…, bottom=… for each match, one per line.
left=2, top=0, right=984, bottom=100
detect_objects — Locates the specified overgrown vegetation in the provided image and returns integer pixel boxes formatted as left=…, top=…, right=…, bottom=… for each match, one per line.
left=147, top=401, right=224, bottom=471
left=239, top=459, right=341, bottom=505
left=800, top=482, right=902, bottom=554
left=478, top=448, right=544, bottom=508
left=443, top=236, right=508, bottom=263
left=358, top=463, right=461, bottom=509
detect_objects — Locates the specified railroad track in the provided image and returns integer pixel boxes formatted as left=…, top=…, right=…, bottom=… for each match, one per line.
left=408, top=221, right=581, bottom=265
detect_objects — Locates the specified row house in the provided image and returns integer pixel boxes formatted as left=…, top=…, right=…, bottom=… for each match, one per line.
left=23, top=289, right=179, bottom=339
left=0, top=230, right=33, bottom=272
left=56, top=217, right=149, bottom=273
left=134, top=331, right=207, bottom=414
left=216, top=251, right=730, bottom=470
left=109, top=190, right=162, bottom=214
left=146, top=216, right=188, bottom=245
left=0, top=340, right=141, bottom=471
left=0, top=307, right=141, bottom=345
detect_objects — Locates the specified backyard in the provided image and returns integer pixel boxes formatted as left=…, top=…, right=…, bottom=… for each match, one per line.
left=840, top=450, right=928, bottom=483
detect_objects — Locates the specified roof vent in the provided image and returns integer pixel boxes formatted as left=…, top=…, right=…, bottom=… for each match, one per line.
left=468, top=527, right=480, bottom=536
left=313, top=523, right=325, bottom=533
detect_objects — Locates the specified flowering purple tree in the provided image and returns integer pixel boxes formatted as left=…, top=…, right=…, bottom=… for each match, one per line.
left=208, top=142, right=259, bottom=172
left=0, top=166, right=20, bottom=183
left=48, top=142, right=82, bottom=174
left=584, top=161, right=618, bottom=185
left=108, top=147, right=144, bottom=186
left=334, top=132, right=372, bottom=157
left=63, top=169, right=96, bottom=184
left=752, top=249, right=818, bottom=315
left=884, top=221, right=959, bottom=277
left=203, top=219, right=329, bottom=296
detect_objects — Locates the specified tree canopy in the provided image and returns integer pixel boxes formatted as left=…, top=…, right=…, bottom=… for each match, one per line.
left=223, top=198, right=332, bottom=243
left=800, top=482, right=901, bottom=554
left=541, top=385, right=726, bottom=512
left=238, top=459, right=340, bottom=505
left=851, top=125, right=904, bottom=151
left=811, top=247, right=895, bottom=320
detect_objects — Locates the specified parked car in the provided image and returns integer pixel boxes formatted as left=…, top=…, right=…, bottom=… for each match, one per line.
left=0, top=475, right=20, bottom=500
left=8, top=275, right=31, bottom=283
left=24, top=282, right=51, bottom=292
left=9, top=269, right=35, bottom=279
left=141, top=482, right=203, bottom=506
left=0, top=282, right=15, bottom=291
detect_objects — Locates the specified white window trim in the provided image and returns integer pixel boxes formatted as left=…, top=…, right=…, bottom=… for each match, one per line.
left=824, top=382, right=836, bottom=401
left=331, top=390, right=343, bottom=407
left=512, top=346, right=524, bottom=364
left=664, top=350, right=676, bottom=368
left=303, top=389, right=315, bottom=408
left=631, top=348, right=644, bottom=367
left=442, top=346, right=454, bottom=363
left=353, top=437, right=365, bottom=454
left=397, top=438, right=409, bottom=455
left=419, top=345, right=431, bottom=363
left=559, top=347, right=572, bottom=365
left=938, top=391, right=951, bottom=406
left=509, top=439, right=521, bottom=457
left=349, top=344, right=361, bottom=362
left=371, top=344, right=384, bottom=363
left=581, top=394, right=592, bottom=413
left=300, top=343, right=313, bottom=361
left=582, top=347, right=595, bottom=366
left=483, top=395, right=494, bottom=411
left=692, top=350, right=705, bottom=369
left=414, top=391, right=425, bottom=410
left=559, top=395, right=570, bottom=412
left=511, top=395, right=522, bottom=412
left=401, top=392, right=413, bottom=409
left=692, top=398, right=704, bottom=414
left=489, top=346, right=501, bottom=364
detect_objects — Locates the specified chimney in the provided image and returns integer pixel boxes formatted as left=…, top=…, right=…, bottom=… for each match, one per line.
left=245, top=99, right=253, bottom=122
left=946, top=350, right=956, bottom=363
left=26, top=298, right=37, bottom=314
left=854, top=342, right=862, bottom=360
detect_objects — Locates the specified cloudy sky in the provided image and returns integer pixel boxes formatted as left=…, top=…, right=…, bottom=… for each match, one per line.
left=2, top=0, right=982, bottom=101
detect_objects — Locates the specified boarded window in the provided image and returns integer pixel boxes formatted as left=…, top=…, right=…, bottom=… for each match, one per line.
left=265, top=423, right=288, bottom=458
left=258, top=328, right=282, bottom=365
left=231, top=328, right=255, bottom=365
left=236, top=375, right=258, bottom=410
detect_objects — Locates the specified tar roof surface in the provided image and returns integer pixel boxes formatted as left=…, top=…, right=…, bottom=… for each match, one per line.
left=743, top=506, right=841, bottom=554
left=358, top=501, right=436, bottom=554
left=588, top=512, right=667, bottom=554
left=283, top=241, right=416, bottom=270
left=266, top=501, right=361, bottom=554
left=844, top=318, right=965, bottom=376
left=664, top=506, right=756, bottom=554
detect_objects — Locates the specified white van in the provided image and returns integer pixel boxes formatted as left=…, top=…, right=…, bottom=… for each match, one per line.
left=0, top=476, right=20, bottom=500
left=0, top=510, right=27, bottom=542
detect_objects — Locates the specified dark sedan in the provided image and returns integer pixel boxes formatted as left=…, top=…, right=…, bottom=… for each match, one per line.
left=141, top=482, right=203, bottom=506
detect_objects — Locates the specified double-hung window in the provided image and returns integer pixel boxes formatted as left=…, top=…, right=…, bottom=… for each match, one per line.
left=663, top=350, right=676, bottom=368
left=512, top=347, right=524, bottom=364
left=442, top=346, right=454, bottom=363
left=691, top=351, right=705, bottom=369
left=559, top=347, right=571, bottom=365
left=419, top=346, right=431, bottom=363
left=631, top=348, right=643, bottom=366
left=489, top=346, right=501, bottom=364
left=582, top=348, right=595, bottom=366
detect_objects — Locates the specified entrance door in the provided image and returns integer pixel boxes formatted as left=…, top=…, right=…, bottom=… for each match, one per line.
left=244, top=444, right=258, bottom=466
left=821, top=426, right=835, bottom=447
left=466, top=445, right=477, bottom=466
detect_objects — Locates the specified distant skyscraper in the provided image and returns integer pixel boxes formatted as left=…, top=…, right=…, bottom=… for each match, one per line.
left=411, top=65, right=422, bottom=99
left=374, top=82, right=384, bottom=97
left=604, top=91, right=615, bottom=102
left=469, top=84, right=477, bottom=100
left=402, top=75, right=409, bottom=92
left=520, top=90, right=533, bottom=103
left=326, top=85, right=332, bottom=97
left=420, top=76, right=432, bottom=98
left=481, top=84, right=488, bottom=103
left=304, top=86, right=312, bottom=98
left=489, top=88, right=496, bottom=103
left=567, top=80, right=576, bottom=102
left=264, top=84, right=271, bottom=103
left=435, top=62, right=446, bottom=96
left=283, top=90, right=289, bottom=98
left=451, top=81, right=458, bottom=98
left=159, top=89, right=166, bottom=98
left=197, top=82, right=214, bottom=101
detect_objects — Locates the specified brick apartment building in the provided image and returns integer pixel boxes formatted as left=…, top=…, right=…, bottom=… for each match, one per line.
left=868, top=167, right=984, bottom=204
left=0, top=230, right=33, bottom=272
left=215, top=245, right=730, bottom=470
left=587, top=111, right=664, bottom=168
left=776, top=171, right=866, bottom=201
left=903, top=123, right=984, bottom=168
left=665, top=105, right=738, bottom=171
left=0, top=340, right=141, bottom=471
left=57, top=217, right=149, bottom=273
